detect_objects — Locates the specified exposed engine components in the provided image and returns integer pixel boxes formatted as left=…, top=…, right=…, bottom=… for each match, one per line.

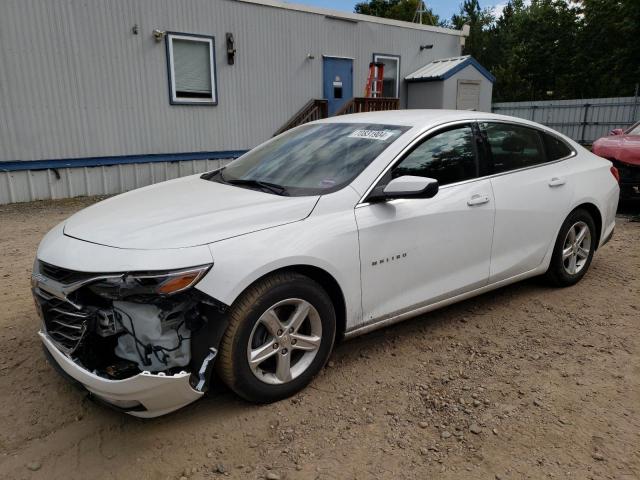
left=33, top=260, right=230, bottom=402
left=114, top=301, right=192, bottom=371
left=95, top=308, right=125, bottom=337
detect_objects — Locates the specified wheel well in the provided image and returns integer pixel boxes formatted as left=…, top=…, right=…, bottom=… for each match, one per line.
left=573, top=203, right=602, bottom=249
left=256, top=265, right=347, bottom=339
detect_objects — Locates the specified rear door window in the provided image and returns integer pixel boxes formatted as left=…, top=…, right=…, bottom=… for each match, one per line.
left=480, top=122, right=547, bottom=174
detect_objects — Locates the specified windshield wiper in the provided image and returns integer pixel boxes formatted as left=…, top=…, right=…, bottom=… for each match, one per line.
left=207, top=168, right=290, bottom=196
left=225, top=178, right=289, bottom=196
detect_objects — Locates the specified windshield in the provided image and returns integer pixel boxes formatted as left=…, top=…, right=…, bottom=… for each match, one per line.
left=207, top=123, right=409, bottom=196
left=627, top=122, right=640, bottom=135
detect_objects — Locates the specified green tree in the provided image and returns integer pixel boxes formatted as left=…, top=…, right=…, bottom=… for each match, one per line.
left=475, top=0, right=639, bottom=101
left=572, top=0, right=640, bottom=98
left=449, top=0, right=495, bottom=66
left=354, top=0, right=442, bottom=26
left=489, top=0, right=580, bottom=100
left=357, top=0, right=640, bottom=101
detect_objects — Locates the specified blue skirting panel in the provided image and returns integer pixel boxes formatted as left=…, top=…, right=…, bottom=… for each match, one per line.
left=0, top=150, right=248, bottom=172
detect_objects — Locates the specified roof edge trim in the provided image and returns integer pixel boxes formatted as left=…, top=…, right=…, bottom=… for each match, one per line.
left=406, top=56, right=496, bottom=83
left=444, top=57, right=496, bottom=83
left=232, top=0, right=466, bottom=36
left=0, top=150, right=248, bottom=172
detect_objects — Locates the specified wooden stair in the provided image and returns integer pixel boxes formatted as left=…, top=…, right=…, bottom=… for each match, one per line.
left=274, top=97, right=400, bottom=136
left=274, top=99, right=328, bottom=136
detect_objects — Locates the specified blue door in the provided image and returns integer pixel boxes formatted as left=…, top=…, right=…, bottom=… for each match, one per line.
left=323, top=57, right=353, bottom=116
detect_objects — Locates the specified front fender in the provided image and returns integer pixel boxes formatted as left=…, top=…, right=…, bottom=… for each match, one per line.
left=194, top=208, right=362, bottom=329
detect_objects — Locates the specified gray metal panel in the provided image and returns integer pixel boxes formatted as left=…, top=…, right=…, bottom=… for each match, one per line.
left=0, top=0, right=464, bottom=163
left=492, top=96, right=639, bottom=144
left=0, top=159, right=233, bottom=205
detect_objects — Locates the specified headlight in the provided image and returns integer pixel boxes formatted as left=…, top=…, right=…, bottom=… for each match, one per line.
left=87, top=264, right=211, bottom=300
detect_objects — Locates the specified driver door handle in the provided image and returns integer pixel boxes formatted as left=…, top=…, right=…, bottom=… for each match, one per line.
left=548, top=177, right=566, bottom=187
left=467, top=194, right=490, bottom=206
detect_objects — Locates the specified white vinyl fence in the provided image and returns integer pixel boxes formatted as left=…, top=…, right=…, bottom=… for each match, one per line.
left=492, top=96, right=639, bottom=145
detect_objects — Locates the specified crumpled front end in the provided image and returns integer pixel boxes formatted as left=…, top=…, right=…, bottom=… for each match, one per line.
left=33, top=257, right=226, bottom=417
left=40, top=332, right=202, bottom=417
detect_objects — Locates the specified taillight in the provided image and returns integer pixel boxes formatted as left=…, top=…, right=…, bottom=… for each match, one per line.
left=610, top=166, right=620, bottom=183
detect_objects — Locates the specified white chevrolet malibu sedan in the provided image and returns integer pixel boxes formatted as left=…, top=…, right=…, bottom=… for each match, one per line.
left=33, top=110, right=619, bottom=417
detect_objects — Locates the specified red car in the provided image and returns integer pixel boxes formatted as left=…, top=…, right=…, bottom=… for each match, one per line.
left=592, top=121, right=640, bottom=199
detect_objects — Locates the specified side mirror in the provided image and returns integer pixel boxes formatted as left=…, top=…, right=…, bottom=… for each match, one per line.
left=367, top=175, right=439, bottom=202
left=609, top=128, right=624, bottom=136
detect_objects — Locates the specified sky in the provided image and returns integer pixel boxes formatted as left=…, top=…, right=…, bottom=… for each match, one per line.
left=283, top=0, right=509, bottom=22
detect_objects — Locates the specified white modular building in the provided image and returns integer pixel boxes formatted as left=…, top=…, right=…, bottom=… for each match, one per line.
left=0, top=0, right=494, bottom=203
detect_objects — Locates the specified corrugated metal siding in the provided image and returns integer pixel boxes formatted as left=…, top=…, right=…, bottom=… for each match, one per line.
left=0, top=0, right=465, bottom=204
left=0, top=159, right=234, bottom=204
left=492, top=96, right=639, bottom=144
left=0, top=0, right=463, bottom=163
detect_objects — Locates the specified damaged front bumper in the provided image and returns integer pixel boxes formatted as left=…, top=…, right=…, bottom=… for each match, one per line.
left=31, top=225, right=229, bottom=417
left=40, top=331, right=204, bottom=417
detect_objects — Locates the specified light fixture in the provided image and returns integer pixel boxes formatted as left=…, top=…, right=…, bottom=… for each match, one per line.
left=152, top=29, right=166, bottom=42
left=226, top=33, right=236, bottom=65
left=420, top=44, right=433, bottom=51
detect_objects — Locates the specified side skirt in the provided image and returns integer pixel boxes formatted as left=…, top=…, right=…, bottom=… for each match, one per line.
left=343, top=266, right=546, bottom=339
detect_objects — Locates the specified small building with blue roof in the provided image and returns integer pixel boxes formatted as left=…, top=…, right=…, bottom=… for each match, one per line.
left=405, top=55, right=495, bottom=112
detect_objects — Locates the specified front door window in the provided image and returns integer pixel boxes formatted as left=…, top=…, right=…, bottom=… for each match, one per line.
left=391, top=125, right=477, bottom=185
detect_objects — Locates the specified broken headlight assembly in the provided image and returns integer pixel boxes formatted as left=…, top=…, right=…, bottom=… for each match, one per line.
left=78, top=265, right=213, bottom=372
left=86, top=265, right=212, bottom=301
left=33, top=264, right=213, bottom=373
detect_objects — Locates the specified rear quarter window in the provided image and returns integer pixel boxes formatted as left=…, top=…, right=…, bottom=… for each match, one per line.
left=543, top=133, right=573, bottom=160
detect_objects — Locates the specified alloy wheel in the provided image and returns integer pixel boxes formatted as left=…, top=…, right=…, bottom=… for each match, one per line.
left=247, top=298, right=322, bottom=385
left=562, top=221, right=592, bottom=275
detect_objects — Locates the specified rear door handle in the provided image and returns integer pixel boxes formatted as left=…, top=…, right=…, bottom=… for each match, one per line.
left=548, top=177, right=566, bottom=187
left=467, top=194, right=490, bottom=206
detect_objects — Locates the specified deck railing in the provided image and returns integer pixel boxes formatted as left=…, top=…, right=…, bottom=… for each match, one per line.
left=274, top=97, right=400, bottom=136
left=335, top=97, right=400, bottom=116
left=274, top=99, right=328, bottom=136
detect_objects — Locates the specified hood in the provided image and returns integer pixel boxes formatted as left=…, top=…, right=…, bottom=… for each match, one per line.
left=63, top=175, right=319, bottom=249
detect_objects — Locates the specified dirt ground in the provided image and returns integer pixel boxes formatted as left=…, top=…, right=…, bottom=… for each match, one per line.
left=0, top=197, right=638, bottom=480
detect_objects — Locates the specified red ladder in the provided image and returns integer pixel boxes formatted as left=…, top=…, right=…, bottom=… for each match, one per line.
left=364, top=62, right=385, bottom=98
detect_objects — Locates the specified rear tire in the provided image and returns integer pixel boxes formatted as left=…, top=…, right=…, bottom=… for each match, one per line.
left=545, top=208, right=597, bottom=287
left=216, top=272, right=336, bottom=403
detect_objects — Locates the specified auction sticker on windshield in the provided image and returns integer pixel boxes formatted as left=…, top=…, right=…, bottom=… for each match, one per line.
left=348, top=129, right=396, bottom=141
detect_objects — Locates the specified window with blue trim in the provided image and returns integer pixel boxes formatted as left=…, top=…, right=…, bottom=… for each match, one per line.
left=166, top=33, right=217, bottom=105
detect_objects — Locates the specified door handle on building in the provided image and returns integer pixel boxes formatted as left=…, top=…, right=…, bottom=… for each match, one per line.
left=467, top=194, right=490, bottom=206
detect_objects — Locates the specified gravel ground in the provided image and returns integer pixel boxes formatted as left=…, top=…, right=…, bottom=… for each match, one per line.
left=0, top=197, right=638, bottom=480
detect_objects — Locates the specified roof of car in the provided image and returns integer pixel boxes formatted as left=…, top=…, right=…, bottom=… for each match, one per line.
left=317, top=109, right=527, bottom=128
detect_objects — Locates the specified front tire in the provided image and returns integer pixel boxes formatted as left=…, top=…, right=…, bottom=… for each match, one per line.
left=545, top=208, right=597, bottom=287
left=216, top=272, right=336, bottom=403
